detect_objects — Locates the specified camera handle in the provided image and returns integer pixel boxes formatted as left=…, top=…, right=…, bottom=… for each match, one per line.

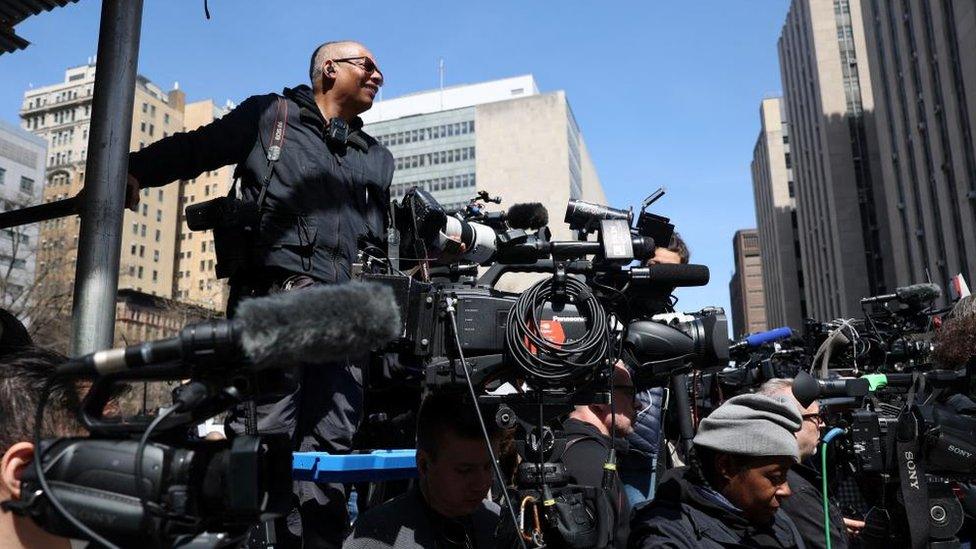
left=669, top=373, right=695, bottom=458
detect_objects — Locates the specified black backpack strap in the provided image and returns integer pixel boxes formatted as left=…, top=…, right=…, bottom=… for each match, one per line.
left=255, top=97, right=289, bottom=211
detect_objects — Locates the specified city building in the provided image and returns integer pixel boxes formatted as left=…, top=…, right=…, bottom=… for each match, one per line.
left=778, top=0, right=893, bottom=319
left=858, top=0, right=976, bottom=293
left=20, top=61, right=186, bottom=307
left=729, top=229, right=767, bottom=338
left=0, top=118, right=45, bottom=310
left=174, top=99, right=235, bottom=311
left=751, top=98, right=806, bottom=330
left=362, top=75, right=607, bottom=287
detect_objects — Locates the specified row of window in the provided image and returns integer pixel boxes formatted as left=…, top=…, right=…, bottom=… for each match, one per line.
left=376, top=120, right=475, bottom=148
left=2, top=229, right=29, bottom=245
left=129, top=244, right=161, bottom=263
left=394, top=147, right=475, bottom=171
left=131, top=223, right=163, bottom=243
left=391, top=172, right=477, bottom=197
left=126, top=264, right=159, bottom=282
left=0, top=255, right=26, bottom=269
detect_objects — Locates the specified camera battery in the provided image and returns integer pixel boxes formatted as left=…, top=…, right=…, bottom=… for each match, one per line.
left=850, top=410, right=884, bottom=472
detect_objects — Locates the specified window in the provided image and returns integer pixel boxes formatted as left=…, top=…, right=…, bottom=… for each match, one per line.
left=164, top=113, right=170, bottom=124
left=152, top=270, right=158, bottom=282
left=19, top=177, right=34, bottom=194
left=140, top=122, right=146, bottom=132
left=0, top=168, right=5, bottom=185
left=140, top=225, right=146, bottom=237
left=137, top=266, right=144, bottom=278
left=153, top=250, right=159, bottom=262
left=156, top=209, right=162, bottom=222
left=154, top=229, right=160, bottom=242
left=139, top=245, right=145, bottom=257
left=201, top=241, right=206, bottom=252
left=132, top=223, right=138, bottom=235
left=142, top=203, right=148, bottom=216
left=149, top=124, right=154, bottom=137
left=142, top=103, right=148, bottom=113
left=158, top=190, right=164, bottom=201
left=130, top=244, right=137, bottom=255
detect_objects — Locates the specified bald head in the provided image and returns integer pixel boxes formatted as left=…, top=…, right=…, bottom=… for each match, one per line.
left=309, top=40, right=364, bottom=85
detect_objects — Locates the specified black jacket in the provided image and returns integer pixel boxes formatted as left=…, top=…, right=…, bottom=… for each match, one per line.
left=129, top=85, right=394, bottom=285
left=344, top=486, right=500, bottom=549
left=628, top=467, right=804, bottom=549
left=560, top=418, right=632, bottom=548
left=780, top=464, right=847, bottom=549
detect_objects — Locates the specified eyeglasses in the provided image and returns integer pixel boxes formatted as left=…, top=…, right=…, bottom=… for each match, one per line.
left=802, top=413, right=824, bottom=427
left=331, top=56, right=384, bottom=82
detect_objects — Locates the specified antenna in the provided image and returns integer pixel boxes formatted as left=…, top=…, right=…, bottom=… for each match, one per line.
left=438, top=58, right=445, bottom=110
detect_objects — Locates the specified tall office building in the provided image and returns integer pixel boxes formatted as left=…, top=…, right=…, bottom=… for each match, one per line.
left=858, top=0, right=976, bottom=292
left=20, top=61, right=186, bottom=306
left=362, top=75, right=607, bottom=275
left=729, top=229, right=767, bottom=338
left=751, top=98, right=806, bottom=330
left=173, top=99, right=235, bottom=310
left=0, top=119, right=45, bottom=308
left=778, top=0, right=893, bottom=319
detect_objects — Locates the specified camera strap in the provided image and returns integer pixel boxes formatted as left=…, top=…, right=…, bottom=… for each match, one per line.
left=255, top=97, right=289, bottom=212
left=895, top=399, right=930, bottom=549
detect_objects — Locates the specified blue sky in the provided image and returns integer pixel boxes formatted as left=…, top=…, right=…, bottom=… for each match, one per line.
left=0, top=0, right=791, bottom=327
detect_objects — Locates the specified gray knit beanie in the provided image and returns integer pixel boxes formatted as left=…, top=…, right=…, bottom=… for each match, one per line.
left=693, top=393, right=802, bottom=462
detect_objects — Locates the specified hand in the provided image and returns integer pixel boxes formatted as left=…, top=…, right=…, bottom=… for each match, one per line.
left=125, top=174, right=141, bottom=211
left=843, top=517, right=865, bottom=538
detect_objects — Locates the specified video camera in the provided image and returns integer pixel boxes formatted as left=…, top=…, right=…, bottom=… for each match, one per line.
left=360, top=186, right=729, bottom=548
left=785, top=280, right=976, bottom=548
left=3, top=283, right=401, bottom=548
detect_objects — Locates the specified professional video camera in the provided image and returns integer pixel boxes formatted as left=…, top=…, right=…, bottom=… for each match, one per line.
left=3, top=283, right=400, bottom=549
left=789, top=281, right=976, bottom=549
left=360, top=186, right=729, bottom=548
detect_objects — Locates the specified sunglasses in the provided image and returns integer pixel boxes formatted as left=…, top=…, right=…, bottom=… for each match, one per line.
left=331, top=56, right=384, bottom=82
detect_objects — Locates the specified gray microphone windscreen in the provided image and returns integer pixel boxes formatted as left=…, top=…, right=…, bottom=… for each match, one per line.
left=235, top=281, right=401, bottom=368
left=895, top=283, right=941, bottom=305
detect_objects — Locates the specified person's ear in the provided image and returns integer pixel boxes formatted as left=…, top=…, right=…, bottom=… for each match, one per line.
left=0, top=442, right=35, bottom=500
left=416, top=448, right=432, bottom=479
left=714, top=453, right=737, bottom=482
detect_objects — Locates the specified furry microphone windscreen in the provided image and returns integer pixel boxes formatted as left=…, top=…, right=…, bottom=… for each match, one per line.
left=506, top=202, right=549, bottom=230
left=235, top=281, right=401, bottom=367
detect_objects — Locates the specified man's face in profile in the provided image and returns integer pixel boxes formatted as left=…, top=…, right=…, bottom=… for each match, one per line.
left=419, top=432, right=495, bottom=518
left=720, top=454, right=794, bottom=524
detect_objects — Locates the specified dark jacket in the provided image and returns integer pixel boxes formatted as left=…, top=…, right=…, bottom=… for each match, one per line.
left=629, top=467, right=803, bottom=549
left=560, top=418, right=632, bottom=548
left=343, top=486, right=500, bottom=549
left=780, top=464, right=847, bottom=549
left=128, top=85, right=394, bottom=285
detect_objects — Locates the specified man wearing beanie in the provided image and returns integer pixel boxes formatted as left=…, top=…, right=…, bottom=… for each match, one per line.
left=629, top=394, right=805, bottom=548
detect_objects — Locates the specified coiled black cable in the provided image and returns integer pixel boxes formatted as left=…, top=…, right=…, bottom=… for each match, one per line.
left=505, top=276, right=610, bottom=384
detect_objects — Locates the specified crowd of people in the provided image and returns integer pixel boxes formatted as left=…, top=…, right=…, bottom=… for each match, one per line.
left=0, top=37, right=973, bottom=549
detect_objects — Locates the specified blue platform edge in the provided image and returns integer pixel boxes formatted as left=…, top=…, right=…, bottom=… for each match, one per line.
left=292, top=449, right=418, bottom=483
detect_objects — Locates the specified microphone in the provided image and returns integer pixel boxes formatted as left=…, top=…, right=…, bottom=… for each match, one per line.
left=792, top=371, right=871, bottom=408
left=729, top=327, right=794, bottom=354
left=629, top=263, right=710, bottom=287
left=57, top=282, right=400, bottom=376
left=861, top=283, right=942, bottom=306
left=505, top=203, right=549, bottom=230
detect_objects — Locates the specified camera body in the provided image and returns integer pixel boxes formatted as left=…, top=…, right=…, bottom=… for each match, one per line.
left=184, top=196, right=260, bottom=279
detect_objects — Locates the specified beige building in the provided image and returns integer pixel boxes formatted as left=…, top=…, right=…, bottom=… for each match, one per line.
left=174, top=100, right=235, bottom=310
left=751, top=98, right=806, bottom=330
left=858, top=0, right=976, bottom=293
left=361, top=75, right=606, bottom=290
left=21, top=62, right=185, bottom=304
left=729, top=229, right=767, bottom=338
left=778, top=0, right=893, bottom=319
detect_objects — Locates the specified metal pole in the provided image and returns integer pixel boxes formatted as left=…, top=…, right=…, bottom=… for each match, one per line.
left=70, top=0, right=144, bottom=356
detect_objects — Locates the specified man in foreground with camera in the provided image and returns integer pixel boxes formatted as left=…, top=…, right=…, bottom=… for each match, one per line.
left=0, top=348, right=82, bottom=549
left=126, top=40, right=393, bottom=547
left=344, top=392, right=501, bottom=549
left=760, top=378, right=864, bottom=548
left=629, top=393, right=804, bottom=548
